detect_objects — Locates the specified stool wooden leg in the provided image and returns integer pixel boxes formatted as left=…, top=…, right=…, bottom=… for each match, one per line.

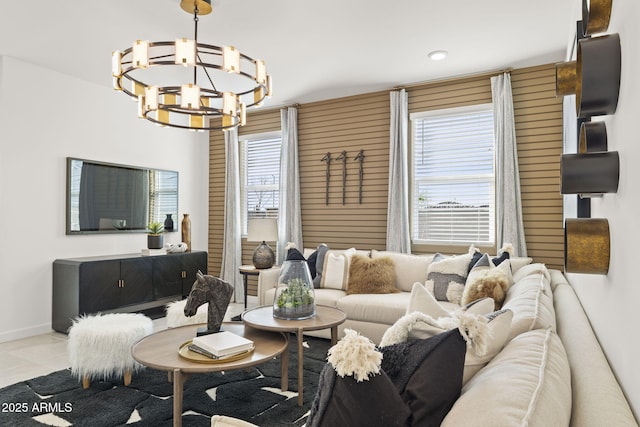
left=82, top=376, right=90, bottom=389
left=124, top=370, right=132, bottom=386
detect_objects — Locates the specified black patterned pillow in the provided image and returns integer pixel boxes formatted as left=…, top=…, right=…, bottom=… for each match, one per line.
left=424, top=253, right=473, bottom=304
left=286, top=247, right=318, bottom=278
left=307, top=329, right=466, bottom=427
left=312, top=244, right=329, bottom=286
left=468, top=250, right=510, bottom=274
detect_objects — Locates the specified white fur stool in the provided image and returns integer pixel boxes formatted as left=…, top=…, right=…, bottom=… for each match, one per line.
left=67, top=313, right=153, bottom=389
left=165, top=299, right=208, bottom=327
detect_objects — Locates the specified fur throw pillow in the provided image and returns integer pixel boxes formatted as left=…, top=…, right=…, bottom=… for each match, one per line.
left=461, top=268, right=509, bottom=310
left=347, top=255, right=399, bottom=295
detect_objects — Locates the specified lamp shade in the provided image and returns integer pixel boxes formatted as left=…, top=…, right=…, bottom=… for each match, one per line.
left=247, top=218, right=278, bottom=242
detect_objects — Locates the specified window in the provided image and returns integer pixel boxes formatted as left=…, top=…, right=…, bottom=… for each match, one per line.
left=149, top=170, right=178, bottom=225
left=411, top=104, right=495, bottom=246
left=240, top=132, right=282, bottom=235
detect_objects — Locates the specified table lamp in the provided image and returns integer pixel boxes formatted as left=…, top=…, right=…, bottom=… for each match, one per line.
left=247, top=218, right=278, bottom=269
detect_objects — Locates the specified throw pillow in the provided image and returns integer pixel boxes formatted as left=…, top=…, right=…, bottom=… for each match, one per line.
left=467, top=247, right=511, bottom=274
left=307, top=329, right=410, bottom=427
left=380, top=329, right=466, bottom=426
left=320, top=248, right=357, bottom=290
left=424, top=253, right=473, bottom=304
left=307, top=328, right=466, bottom=427
left=382, top=304, right=513, bottom=386
left=347, top=255, right=398, bottom=295
left=312, top=244, right=329, bottom=287
left=371, top=250, right=434, bottom=292
left=461, top=253, right=510, bottom=310
left=406, top=282, right=495, bottom=318
left=307, top=364, right=411, bottom=427
left=286, top=247, right=318, bottom=278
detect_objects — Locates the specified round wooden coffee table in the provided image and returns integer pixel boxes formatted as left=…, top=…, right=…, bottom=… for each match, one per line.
left=242, top=305, right=346, bottom=406
left=132, top=322, right=287, bottom=427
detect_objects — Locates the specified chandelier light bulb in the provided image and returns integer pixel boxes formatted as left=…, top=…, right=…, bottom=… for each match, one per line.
left=223, top=46, right=240, bottom=73
left=144, top=86, right=159, bottom=110
left=111, top=51, right=122, bottom=78
left=181, top=84, right=201, bottom=109
left=255, top=60, right=266, bottom=85
left=132, top=40, right=150, bottom=68
left=175, top=38, right=197, bottom=66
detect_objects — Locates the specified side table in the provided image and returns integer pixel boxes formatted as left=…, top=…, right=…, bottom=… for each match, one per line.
left=238, top=264, right=278, bottom=308
left=242, top=305, right=346, bottom=406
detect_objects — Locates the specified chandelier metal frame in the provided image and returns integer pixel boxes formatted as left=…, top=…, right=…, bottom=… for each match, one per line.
left=112, top=0, right=271, bottom=131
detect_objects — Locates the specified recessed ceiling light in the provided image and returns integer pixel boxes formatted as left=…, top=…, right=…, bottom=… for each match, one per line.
left=428, top=50, right=448, bottom=61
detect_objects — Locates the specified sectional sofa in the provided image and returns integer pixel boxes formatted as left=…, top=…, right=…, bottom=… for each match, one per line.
left=212, top=248, right=638, bottom=426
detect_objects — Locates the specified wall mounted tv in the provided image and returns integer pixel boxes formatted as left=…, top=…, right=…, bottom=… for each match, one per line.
left=66, top=157, right=178, bottom=234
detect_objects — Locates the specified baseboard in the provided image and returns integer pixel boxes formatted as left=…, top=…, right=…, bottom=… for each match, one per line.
left=0, top=322, right=54, bottom=344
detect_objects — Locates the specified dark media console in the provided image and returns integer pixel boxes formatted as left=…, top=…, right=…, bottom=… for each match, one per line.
left=52, top=251, right=207, bottom=333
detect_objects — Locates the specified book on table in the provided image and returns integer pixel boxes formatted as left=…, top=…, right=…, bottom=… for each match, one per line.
left=190, top=331, right=254, bottom=358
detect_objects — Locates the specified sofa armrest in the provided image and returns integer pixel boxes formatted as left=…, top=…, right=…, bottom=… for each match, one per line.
left=257, top=267, right=281, bottom=305
left=554, top=280, right=638, bottom=427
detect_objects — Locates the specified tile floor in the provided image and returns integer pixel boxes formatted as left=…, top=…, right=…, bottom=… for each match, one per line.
left=0, top=303, right=247, bottom=389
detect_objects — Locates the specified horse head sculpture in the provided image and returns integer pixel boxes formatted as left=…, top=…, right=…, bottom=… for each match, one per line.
left=184, top=271, right=234, bottom=336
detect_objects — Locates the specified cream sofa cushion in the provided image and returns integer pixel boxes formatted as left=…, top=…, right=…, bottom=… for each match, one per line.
left=371, top=250, right=434, bottom=292
left=337, top=292, right=411, bottom=325
left=442, top=328, right=571, bottom=427
left=502, top=265, right=556, bottom=341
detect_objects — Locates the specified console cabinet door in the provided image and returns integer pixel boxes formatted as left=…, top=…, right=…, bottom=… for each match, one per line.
left=152, top=255, right=183, bottom=299
left=79, top=260, right=121, bottom=312
left=181, top=252, right=208, bottom=297
left=120, top=257, right=154, bottom=306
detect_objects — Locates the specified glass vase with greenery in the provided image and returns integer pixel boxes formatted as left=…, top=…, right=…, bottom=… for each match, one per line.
left=273, top=260, right=316, bottom=320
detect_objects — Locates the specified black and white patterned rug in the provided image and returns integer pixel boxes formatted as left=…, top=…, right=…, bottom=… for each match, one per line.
left=0, top=336, right=330, bottom=426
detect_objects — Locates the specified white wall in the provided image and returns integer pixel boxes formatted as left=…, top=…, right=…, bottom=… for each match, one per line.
left=564, top=0, right=640, bottom=418
left=0, top=57, right=209, bottom=342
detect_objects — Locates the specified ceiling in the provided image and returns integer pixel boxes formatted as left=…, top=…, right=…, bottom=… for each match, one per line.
left=0, top=0, right=578, bottom=109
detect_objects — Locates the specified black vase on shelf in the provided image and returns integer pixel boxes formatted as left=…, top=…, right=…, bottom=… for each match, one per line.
left=164, top=214, right=174, bottom=232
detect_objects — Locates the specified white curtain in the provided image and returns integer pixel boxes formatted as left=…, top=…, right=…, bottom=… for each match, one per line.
left=491, top=73, right=527, bottom=257
left=277, top=106, right=303, bottom=264
left=387, top=89, right=411, bottom=253
left=220, top=128, right=243, bottom=301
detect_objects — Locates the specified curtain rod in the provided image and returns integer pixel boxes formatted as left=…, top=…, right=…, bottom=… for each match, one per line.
left=393, top=67, right=514, bottom=91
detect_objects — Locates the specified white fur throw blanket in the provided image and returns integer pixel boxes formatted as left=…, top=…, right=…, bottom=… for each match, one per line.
left=380, top=310, right=490, bottom=357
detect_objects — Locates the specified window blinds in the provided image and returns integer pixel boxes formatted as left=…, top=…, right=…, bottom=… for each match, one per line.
left=411, top=104, right=495, bottom=245
left=240, top=134, right=282, bottom=234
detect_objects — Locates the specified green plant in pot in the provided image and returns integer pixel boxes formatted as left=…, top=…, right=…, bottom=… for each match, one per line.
left=273, top=260, right=316, bottom=320
left=147, top=222, right=165, bottom=249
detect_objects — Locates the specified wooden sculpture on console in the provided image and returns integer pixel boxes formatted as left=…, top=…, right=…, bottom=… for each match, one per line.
left=184, top=271, right=234, bottom=336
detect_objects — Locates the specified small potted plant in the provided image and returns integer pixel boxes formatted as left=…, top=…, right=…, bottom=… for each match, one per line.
left=273, top=261, right=316, bottom=320
left=147, top=222, right=165, bottom=249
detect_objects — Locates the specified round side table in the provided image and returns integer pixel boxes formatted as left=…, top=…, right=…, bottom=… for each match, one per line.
left=242, top=305, right=346, bottom=406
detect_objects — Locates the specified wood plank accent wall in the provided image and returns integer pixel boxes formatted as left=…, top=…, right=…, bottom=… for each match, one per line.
left=209, top=63, right=564, bottom=295
left=510, top=64, right=564, bottom=269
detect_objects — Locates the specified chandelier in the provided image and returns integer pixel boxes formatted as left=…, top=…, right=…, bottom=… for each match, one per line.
left=111, top=0, right=271, bottom=131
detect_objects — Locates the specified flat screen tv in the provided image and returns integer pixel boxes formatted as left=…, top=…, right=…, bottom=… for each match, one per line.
left=66, top=157, right=178, bottom=234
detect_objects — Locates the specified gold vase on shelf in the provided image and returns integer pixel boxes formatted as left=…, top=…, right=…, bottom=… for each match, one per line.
left=182, top=214, right=191, bottom=252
